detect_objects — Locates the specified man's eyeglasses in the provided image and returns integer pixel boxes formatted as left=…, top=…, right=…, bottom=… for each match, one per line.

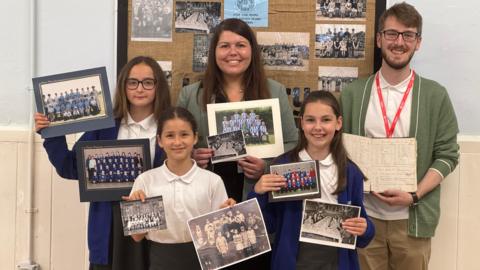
left=126, top=78, right=156, bottom=90
left=381, top=29, right=420, bottom=42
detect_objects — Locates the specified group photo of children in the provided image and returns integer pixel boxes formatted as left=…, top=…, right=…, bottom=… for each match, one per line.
left=217, top=108, right=274, bottom=145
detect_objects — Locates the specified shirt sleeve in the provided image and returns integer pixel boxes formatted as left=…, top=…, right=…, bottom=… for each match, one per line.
left=210, top=174, right=228, bottom=210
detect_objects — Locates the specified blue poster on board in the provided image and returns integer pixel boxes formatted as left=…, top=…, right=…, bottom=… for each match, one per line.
left=224, top=0, right=268, bottom=27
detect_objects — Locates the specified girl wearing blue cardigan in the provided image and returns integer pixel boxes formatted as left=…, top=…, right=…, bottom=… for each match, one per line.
left=249, top=91, right=374, bottom=270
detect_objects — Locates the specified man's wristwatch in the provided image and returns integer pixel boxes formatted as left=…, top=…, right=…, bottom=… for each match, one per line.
left=409, top=192, right=419, bottom=206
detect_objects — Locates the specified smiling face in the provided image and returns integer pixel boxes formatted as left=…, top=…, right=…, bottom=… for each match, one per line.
left=301, top=101, right=342, bottom=156
left=158, top=118, right=198, bottom=163
left=377, top=16, right=422, bottom=70
left=125, top=63, right=156, bottom=112
left=215, top=30, right=252, bottom=80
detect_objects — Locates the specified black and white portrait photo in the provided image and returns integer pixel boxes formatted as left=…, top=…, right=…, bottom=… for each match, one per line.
left=207, top=99, right=284, bottom=159
left=193, top=34, right=211, bottom=72
left=188, top=199, right=271, bottom=270
left=207, top=130, right=247, bottom=164
left=269, top=161, right=320, bottom=202
left=131, top=0, right=173, bottom=42
left=120, top=196, right=167, bottom=236
left=257, top=32, right=310, bottom=71
left=315, top=24, right=366, bottom=59
left=318, top=66, right=358, bottom=92
left=175, top=1, right=221, bottom=34
left=315, top=0, right=366, bottom=21
left=300, top=200, right=360, bottom=249
left=157, top=60, right=172, bottom=87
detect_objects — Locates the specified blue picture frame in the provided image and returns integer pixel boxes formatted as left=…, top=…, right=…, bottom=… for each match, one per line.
left=33, top=67, right=115, bottom=138
left=75, top=139, right=152, bottom=202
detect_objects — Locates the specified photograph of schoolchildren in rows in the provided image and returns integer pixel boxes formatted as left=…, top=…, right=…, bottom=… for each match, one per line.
left=269, top=160, right=320, bottom=202
left=131, top=0, right=173, bottom=42
left=289, top=87, right=312, bottom=109
left=175, top=1, right=221, bottom=34
left=300, top=200, right=360, bottom=249
left=207, top=130, right=247, bottom=164
left=120, top=196, right=167, bottom=236
left=315, top=0, right=366, bottom=21
left=318, top=66, right=358, bottom=92
left=257, top=32, right=310, bottom=72
left=188, top=199, right=271, bottom=270
left=315, top=23, right=366, bottom=59
left=193, top=34, right=211, bottom=72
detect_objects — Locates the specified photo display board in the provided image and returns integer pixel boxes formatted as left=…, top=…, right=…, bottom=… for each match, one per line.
left=119, top=0, right=381, bottom=106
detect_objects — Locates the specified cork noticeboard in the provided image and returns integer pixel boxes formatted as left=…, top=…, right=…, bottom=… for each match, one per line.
left=117, top=0, right=385, bottom=105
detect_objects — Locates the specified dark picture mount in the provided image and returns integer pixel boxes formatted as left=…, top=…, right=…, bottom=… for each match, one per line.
left=33, top=66, right=114, bottom=138
left=75, top=138, right=151, bottom=202
left=116, top=0, right=386, bottom=75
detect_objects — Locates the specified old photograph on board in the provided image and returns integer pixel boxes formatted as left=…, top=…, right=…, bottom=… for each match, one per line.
left=315, top=24, right=366, bottom=59
left=193, top=34, right=211, bottom=72
left=175, top=1, right=221, bottom=34
left=257, top=32, right=310, bottom=71
left=269, top=160, right=320, bottom=202
left=300, top=200, right=360, bottom=249
left=207, top=130, right=247, bottom=164
left=157, top=60, right=172, bottom=87
left=315, top=0, right=366, bottom=21
left=131, top=0, right=173, bottom=42
left=33, top=67, right=114, bottom=138
left=207, top=99, right=284, bottom=159
left=318, top=66, right=358, bottom=92
left=120, top=195, right=167, bottom=236
left=188, top=198, right=271, bottom=270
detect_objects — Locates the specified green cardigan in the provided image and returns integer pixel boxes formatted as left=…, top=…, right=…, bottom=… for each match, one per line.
left=340, top=74, right=459, bottom=238
left=176, top=79, right=298, bottom=198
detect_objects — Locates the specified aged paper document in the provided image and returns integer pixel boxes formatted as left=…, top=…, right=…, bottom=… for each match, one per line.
left=343, top=133, right=417, bottom=192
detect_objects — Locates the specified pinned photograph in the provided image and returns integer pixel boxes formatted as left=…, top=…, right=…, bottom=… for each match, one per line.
left=207, top=99, right=284, bottom=159
left=120, top=196, right=167, bottom=236
left=175, top=1, right=221, bottom=34
left=269, top=160, right=320, bottom=202
left=300, top=200, right=360, bottom=249
left=207, top=130, right=247, bottom=164
left=193, top=34, right=211, bottom=72
left=315, top=24, right=366, bottom=59
left=318, top=66, right=358, bottom=92
left=315, top=0, right=366, bottom=21
left=131, top=0, right=173, bottom=42
left=33, top=67, right=114, bottom=138
left=188, top=198, right=271, bottom=270
left=75, top=139, right=151, bottom=202
left=224, top=0, right=269, bottom=27
left=257, top=32, right=310, bottom=71
left=157, top=60, right=172, bottom=87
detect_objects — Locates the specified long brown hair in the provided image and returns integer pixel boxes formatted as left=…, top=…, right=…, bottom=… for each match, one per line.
left=378, top=2, right=423, bottom=34
left=201, top=18, right=269, bottom=109
left=288, top=91, right=348, bottom=194
left=113, top=56, right=171, bottom=121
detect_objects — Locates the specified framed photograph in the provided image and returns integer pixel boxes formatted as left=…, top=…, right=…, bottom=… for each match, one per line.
left=207, top=130, right=247, bottom=164
left=207, top=99, right=284, bottom=159
left=187, top=198, right=271, bottom=270
left=300, top=200, right=360, bottom=250
left=120, top=195, right=167, bottom=236
left=269, top=160, right=320, bottom=202
left=32, top=67, right=114, bottom=138
left=75, top=139, right=152, bottom=202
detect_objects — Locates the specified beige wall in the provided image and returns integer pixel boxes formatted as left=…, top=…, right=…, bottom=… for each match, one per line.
left=1, top=131, right=478, bottom=270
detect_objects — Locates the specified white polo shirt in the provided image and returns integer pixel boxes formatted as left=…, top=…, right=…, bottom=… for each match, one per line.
left=117, top=113, right=157, bottom=164
left=130, top=160, right=228, bottom=243
left=363, top=70, right=413, bottom=220
left=299, top=149, right=338, bottom=203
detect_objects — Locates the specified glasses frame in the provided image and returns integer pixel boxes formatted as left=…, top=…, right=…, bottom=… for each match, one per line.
left=380, top=29, right=420, bottom=42
left=126, top=78, right=157, bottom=90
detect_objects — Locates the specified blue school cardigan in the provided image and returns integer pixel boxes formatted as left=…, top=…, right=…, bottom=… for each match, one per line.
left=248, top=153, right=375, bottom=270
left=42, top=120, right=164, bottom=265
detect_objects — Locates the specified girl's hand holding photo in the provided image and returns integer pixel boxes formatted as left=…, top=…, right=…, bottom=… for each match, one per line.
left=254, top=174, right=286, bottom=195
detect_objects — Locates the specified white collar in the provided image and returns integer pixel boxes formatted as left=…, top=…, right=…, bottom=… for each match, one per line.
left=298, top=149, right=334, bottom=166
left=378, top=69, right=413, bottom=93
left=123, top=112, right=156, bottom=131
left=161, top=159, right=198, bottom=184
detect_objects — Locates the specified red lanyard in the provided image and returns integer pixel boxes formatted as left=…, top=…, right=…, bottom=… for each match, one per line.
left=375, top=71, right=415, bottom=138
